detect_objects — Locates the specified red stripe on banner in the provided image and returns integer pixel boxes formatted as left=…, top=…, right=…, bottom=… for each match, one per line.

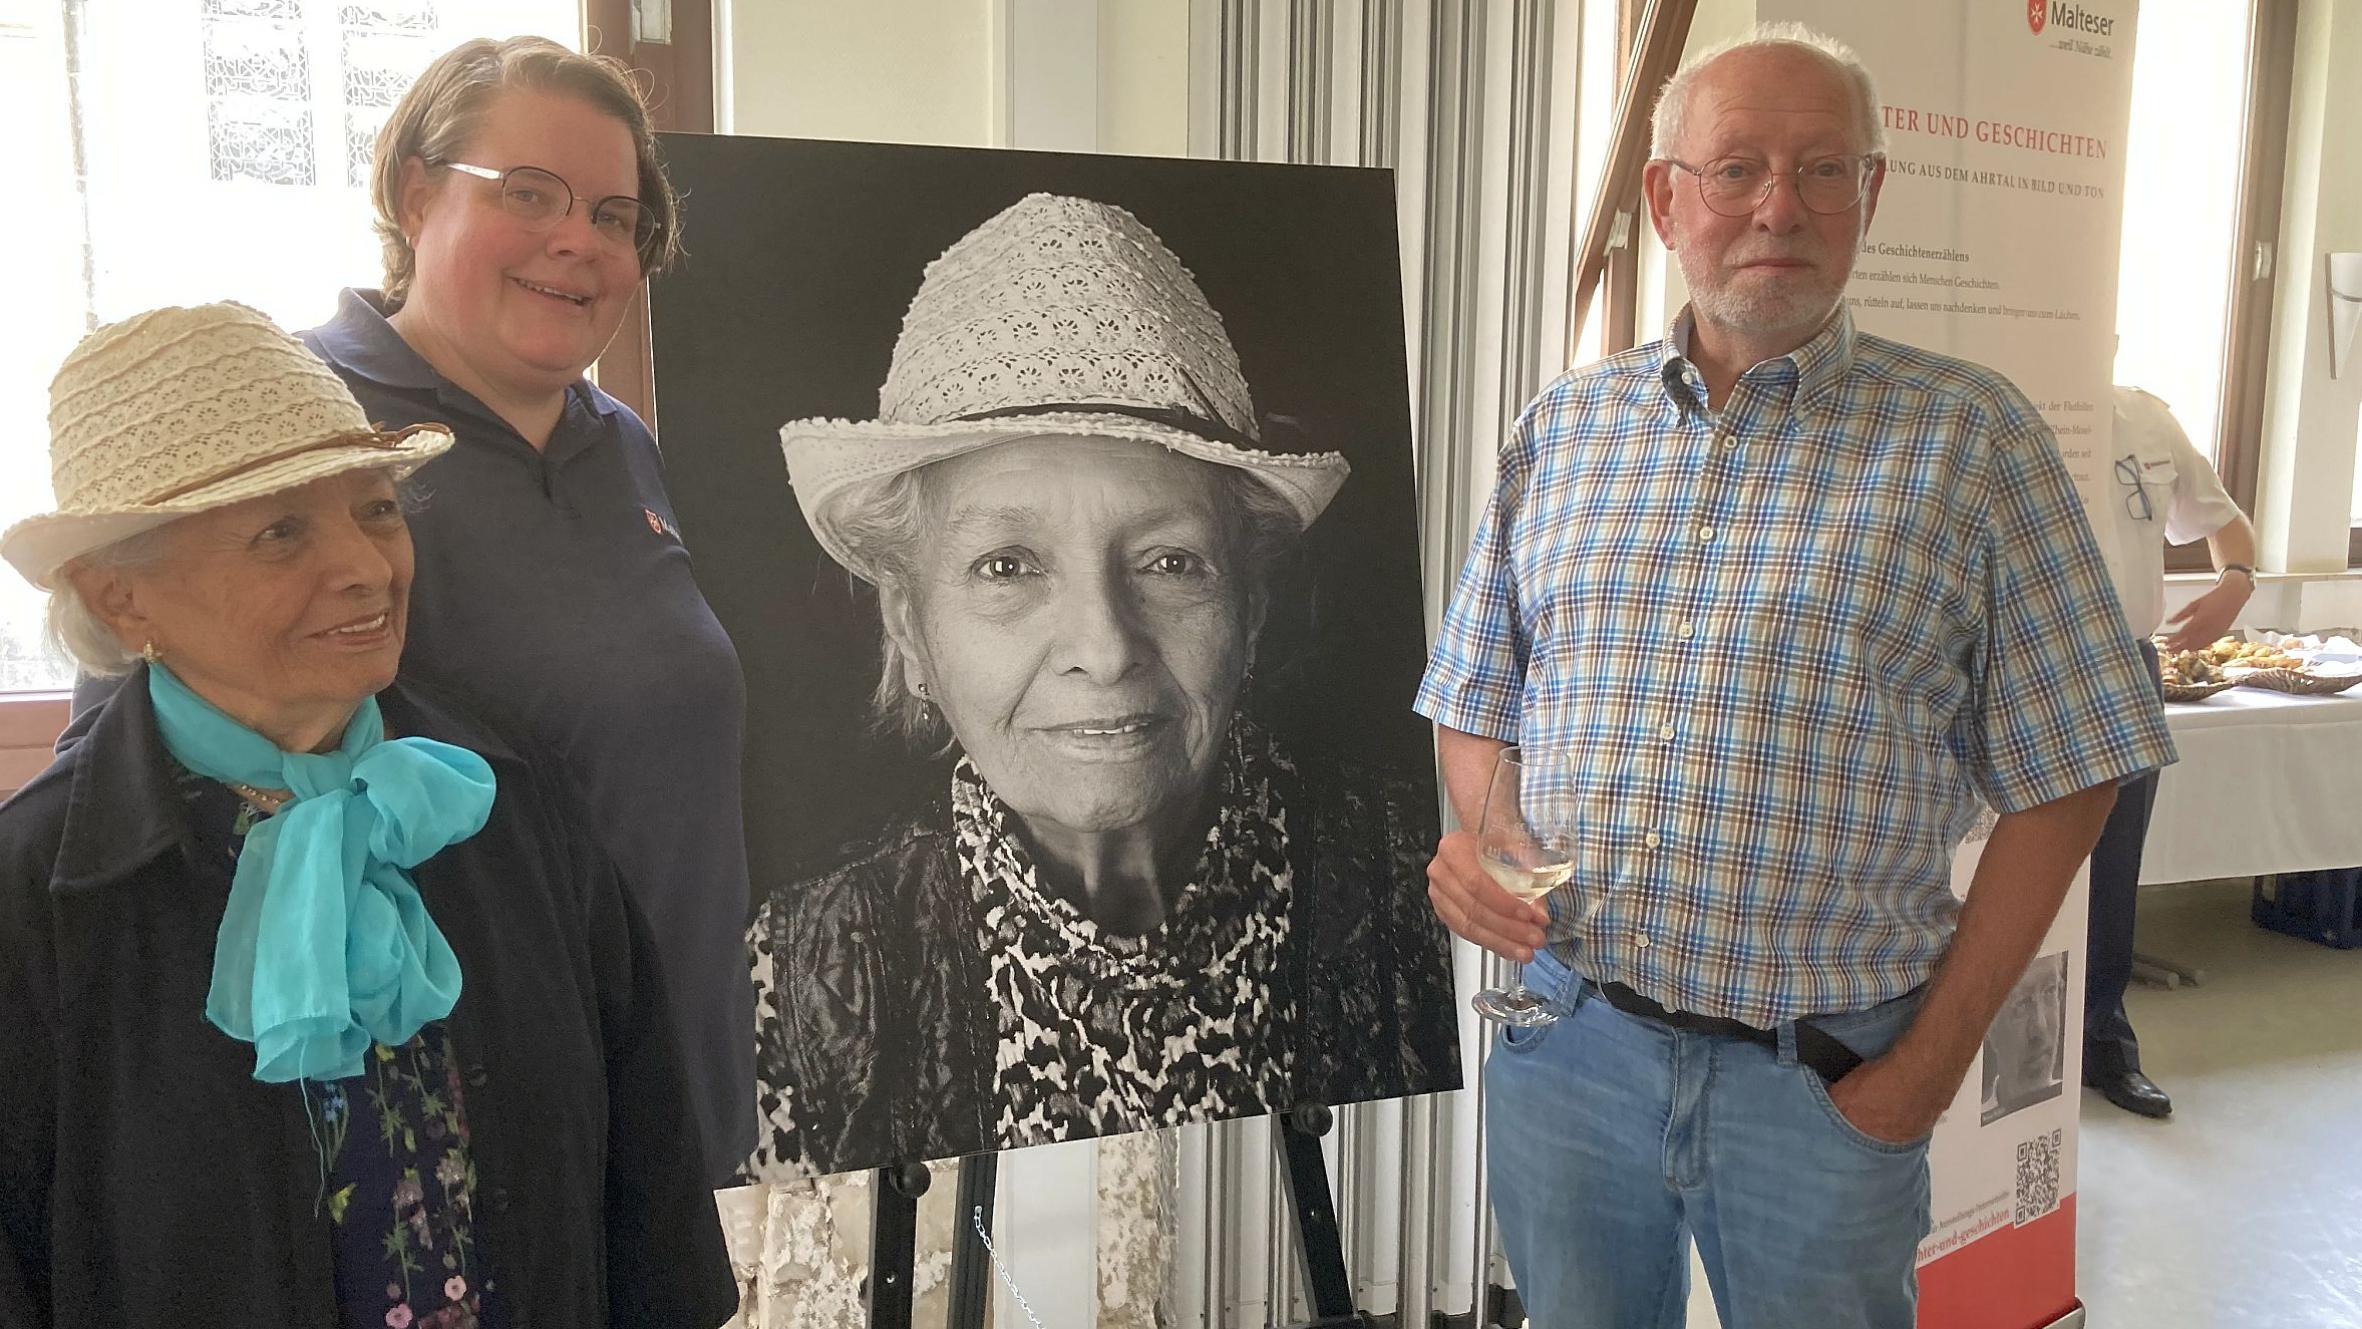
left=1917, top=1194, right=2078, bottom=1329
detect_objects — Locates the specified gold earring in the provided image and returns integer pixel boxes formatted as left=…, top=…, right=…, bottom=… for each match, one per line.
left=140, top=640, right=161, bottom=665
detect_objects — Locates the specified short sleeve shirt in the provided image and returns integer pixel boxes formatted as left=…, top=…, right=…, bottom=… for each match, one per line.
left=2097, top=386, right=2244, bottom=637
left=1414, top=307, right=2177, bottom=1025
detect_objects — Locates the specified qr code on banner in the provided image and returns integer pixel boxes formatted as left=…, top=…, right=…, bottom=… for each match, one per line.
left=2015, top=1128, right=2063, bottom=1226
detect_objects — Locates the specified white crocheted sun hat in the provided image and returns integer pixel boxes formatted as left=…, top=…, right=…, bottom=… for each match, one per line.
left=780, top=192, right=1351, bottom=579
left=2, top=301, right=453, bottom=590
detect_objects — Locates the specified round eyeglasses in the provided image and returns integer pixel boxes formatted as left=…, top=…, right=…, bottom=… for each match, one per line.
left=439, top=161, right=661, bottom=262
left=1662, top=154, right=1880, bottom=218
left=2114, top=454, right=2155, bottom=524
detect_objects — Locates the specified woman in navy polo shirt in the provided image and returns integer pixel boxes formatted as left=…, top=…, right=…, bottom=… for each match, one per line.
left=315, top=36, right=753, bottom=1181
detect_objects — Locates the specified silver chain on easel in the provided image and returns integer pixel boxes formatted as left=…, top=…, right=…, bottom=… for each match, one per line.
left=962, top=1127, right=1193, bottom=1328
left=972, top=1204, right=1052, bottom=1329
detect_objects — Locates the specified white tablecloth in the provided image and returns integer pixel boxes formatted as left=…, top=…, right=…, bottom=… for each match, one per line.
left=2141, top=687, right=2362, bottom=884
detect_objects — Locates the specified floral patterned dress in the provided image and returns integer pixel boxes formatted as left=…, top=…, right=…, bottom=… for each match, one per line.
left=184, top=772, right=491, bottom=1329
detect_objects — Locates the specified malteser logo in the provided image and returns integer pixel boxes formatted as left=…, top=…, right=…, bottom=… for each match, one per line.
left=2033, top=1, right=2115, bottom=37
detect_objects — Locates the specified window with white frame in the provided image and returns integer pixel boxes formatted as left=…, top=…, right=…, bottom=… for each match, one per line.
left=0, top=0, right=575, bottom=691
left=2110, top=0, right=2252, bottom=470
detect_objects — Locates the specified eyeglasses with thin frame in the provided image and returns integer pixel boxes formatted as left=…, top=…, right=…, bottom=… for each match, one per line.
left=2114, top=454, right=2154, bottom=523
left=438, top=161, right=661, bottom=262
left=1660, top=154, right=1882, bottom=218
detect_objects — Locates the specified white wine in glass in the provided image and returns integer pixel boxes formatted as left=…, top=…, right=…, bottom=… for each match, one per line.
left=1478, top=852, right=1575, bottom=904
left=1471, top=746, right=1577, bottom=1027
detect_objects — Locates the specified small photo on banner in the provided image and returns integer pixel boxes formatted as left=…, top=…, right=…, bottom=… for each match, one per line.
left=647, top=134, right=1458, bottom=1177
left=1980, top=949, right=2069, bottom=1126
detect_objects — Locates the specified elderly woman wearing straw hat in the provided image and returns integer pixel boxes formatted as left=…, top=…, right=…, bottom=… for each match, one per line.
left=68, top=35, right=756, bottom=1183
left=745, top=194, right=1457, bottom=1177
left=0, top=304, right=733, bottom=1327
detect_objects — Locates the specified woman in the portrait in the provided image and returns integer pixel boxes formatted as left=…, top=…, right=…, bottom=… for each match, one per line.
left=745, top=193, right=1456, bottom=1176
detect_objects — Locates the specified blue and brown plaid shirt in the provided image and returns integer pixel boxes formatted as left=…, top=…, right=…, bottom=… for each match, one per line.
left=1414, top=307, right=2175, bottom=1026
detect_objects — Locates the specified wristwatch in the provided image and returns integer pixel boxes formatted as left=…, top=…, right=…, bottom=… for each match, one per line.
left=2218, top=563, right=2257, bottom=590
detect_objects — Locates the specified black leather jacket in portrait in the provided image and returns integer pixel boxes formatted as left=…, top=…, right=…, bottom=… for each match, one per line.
left=747, top=745, right=1459, bottom=1177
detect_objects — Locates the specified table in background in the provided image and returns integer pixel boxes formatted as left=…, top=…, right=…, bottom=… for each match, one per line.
left=2143, top=687, right=2362, bottom=885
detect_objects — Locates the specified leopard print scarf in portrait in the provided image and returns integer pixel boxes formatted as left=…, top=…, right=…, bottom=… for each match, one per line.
left=955, top=721, right=1298, bottom=1149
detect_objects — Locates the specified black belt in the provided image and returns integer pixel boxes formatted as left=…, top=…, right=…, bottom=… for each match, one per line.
left=1596, top=981, right=1866, bottom=1084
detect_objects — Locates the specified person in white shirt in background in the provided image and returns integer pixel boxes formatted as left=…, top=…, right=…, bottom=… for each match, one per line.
left=2085, top=382, right=2256, bottom=1118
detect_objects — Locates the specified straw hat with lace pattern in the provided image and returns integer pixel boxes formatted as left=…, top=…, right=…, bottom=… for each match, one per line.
left=779, top=192, right=1351, bottom=581
left=2, top=301, right=453, bottom=590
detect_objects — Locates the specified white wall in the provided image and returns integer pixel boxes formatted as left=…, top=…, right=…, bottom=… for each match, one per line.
left=2162, top=571, right=2362, bottom=635
left=1099, top=0, right=1191, bottom=156
left=726, top=0, right=995, bottom=144
left=2254, top=0, right=2362, bottom=575
left=723, top=0, right=1189, bottom=155
left=2136, top=0, right=2362, bottom=630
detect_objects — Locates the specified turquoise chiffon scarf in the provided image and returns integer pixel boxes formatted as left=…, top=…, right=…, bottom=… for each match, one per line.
left=146, top=664, right=495, bottom=1082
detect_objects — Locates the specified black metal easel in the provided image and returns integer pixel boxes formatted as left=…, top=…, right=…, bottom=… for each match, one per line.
left=1273, top=1102, right=1375, bottom=1328
left=865, top=1153, right=998, bottom=1329
left=866, top=1107, right=1369, bottom=1329
left=865, top=1161, right=930, bottom=1328
left=947, top=1152, right=998, bottom=1326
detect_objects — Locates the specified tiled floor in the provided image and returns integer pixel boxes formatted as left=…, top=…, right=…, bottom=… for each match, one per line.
left=1672, top=877, right=2361, bottom=1328
left=2077, top=878, right=2362, bottom=1329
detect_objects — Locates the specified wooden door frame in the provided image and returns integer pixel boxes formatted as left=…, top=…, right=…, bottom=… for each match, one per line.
left=584, top=0, right=715, bottom=432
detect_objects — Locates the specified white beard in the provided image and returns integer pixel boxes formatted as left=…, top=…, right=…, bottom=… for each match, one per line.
left=1676, top=223, right=1864, bottom=341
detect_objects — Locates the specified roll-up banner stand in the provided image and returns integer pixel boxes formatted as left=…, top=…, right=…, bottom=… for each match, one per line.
left=1747, top=3, right=2141, bottom=1325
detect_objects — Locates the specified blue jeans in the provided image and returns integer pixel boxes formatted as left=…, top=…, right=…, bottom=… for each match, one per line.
left=1486, top=950, right=1933, bottom=1329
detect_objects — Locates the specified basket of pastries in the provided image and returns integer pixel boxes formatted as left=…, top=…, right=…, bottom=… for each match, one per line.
left=2200, top=634, right=2362, bottom=697
left=2157, top=647, right=2236, bottom=702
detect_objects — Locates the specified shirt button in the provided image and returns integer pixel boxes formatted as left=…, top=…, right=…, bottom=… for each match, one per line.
left=1634, top=932, right=1653, bottom=949
left=1676, top=621, right=1696, bottom=640
left=1659, top=723, right=1676, bottom=741
left=1644, top=831, right=1662, bottom=849
left=1697, top=525, right=1715, bottom=542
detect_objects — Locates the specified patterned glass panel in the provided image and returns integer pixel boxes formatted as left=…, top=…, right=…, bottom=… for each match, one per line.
left=203, top=0, right=304, bottom=18
left=208, top=98, right=318, bottom=186
left=341, top=27, right=429, bottom=106
left=344, top=116, right=382, bottom=189
left=338, top=0, right=437, bottom=30
left=340, top=25, right=435, bottom=186
left=203, top=16, right=312, bottom=101
left=204, top=15, right=315, bottom=185
left=192, top=0, right=477, bottom=192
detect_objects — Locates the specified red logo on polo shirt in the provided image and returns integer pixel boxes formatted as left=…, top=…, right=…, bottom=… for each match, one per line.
left=644, top=508, right=678, bottom=540
left=2026, top=0, right=2048, bottom=32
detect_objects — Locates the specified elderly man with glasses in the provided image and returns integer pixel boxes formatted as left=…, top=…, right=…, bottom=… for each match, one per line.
left=1416, top=23, right=2173, bottom=1328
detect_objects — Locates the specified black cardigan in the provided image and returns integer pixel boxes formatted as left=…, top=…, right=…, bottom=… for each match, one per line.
left=0, top=670, right=736, bottom=1328
left=752, top=748, right=1461, bottom=1176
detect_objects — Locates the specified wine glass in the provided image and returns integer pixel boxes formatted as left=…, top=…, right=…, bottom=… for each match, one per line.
left=1470, top=746, right=1576, bottom=1027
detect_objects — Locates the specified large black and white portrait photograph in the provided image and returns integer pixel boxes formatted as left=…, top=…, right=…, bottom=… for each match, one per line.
left=1980, top=950, right=2070, bottom=1127
left=647, top=136, right=1457, bottom=1177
